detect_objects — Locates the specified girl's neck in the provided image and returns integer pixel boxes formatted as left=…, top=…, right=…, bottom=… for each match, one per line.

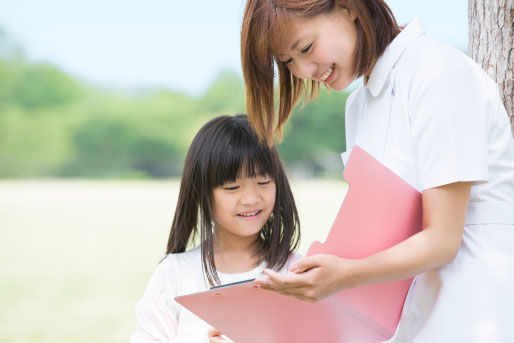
left=213, top=232, right=262, bottom=274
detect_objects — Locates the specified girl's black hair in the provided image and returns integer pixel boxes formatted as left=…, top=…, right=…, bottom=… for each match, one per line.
left=166, top=114, right=300, bottom=286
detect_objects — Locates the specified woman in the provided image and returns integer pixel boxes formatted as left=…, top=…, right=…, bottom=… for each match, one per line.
left=241, top=0, right=514, bottom=341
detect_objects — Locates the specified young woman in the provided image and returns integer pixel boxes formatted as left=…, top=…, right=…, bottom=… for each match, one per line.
left=131, top=114, right=301, bottom=342
left=241, top=0, right=514, bottom=341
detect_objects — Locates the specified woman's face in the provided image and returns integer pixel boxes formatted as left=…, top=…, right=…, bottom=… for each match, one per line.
left=275, top=7, right=358, bottom=91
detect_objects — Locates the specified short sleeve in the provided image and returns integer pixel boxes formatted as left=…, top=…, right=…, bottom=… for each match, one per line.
left=408, top=53, right=491, bottom=190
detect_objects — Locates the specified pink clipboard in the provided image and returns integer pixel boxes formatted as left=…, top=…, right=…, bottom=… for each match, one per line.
left=175, top=145, right=422, bottom=342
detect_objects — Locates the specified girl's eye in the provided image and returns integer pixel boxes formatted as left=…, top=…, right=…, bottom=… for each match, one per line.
left=284, top=58, right=293, bottom=65
left=301, top=43, right=313, bottom=54
left=223, top=185, right=239, bottom=191
left=258, top=180, right=272, bottom=186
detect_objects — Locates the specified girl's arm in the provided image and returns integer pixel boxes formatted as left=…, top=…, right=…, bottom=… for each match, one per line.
left=131, top=271, right=179, bottom=342
left=255, top=181, right=471, bottom=302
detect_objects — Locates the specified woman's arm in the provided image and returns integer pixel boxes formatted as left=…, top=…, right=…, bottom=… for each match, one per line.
left=255, top=181, right=471, bottom=302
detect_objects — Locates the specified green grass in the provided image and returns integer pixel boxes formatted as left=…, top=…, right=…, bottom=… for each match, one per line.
left=0, top=179, right=347, bottom=343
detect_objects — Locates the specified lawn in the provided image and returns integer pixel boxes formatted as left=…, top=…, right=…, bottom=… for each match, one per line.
left=0, top=179, right=347, bottom=342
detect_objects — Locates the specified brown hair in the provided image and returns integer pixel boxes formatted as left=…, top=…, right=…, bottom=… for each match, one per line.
left=166, top=114, right=300, bottom=286
left=241, top=0, right=400, bottom=145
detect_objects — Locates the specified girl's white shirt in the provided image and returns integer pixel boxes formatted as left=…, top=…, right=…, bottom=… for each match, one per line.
left=343, top=18, right=514, bottom=342
left=131, top=246, right=302, bottom=343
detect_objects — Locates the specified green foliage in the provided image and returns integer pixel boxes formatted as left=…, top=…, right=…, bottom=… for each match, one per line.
left=278, top=88, right=348, bottom=176
left=0, top=108, right=73, bottom=177
left=0, top=46, right=348, bottom=178
left=11, top=63, right=83, bottom=110
left=200, top=70, right=245, bottom=114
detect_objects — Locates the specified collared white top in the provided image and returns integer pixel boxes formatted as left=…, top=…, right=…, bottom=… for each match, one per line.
left=343, top=18, right=514, bottom=216
left=342, top=19, right=514, bottom=342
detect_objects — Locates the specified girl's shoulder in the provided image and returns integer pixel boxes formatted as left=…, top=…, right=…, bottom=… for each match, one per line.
left=160, top=246, right=203, bottom=273
left=149, top=246, right=205, bottom=296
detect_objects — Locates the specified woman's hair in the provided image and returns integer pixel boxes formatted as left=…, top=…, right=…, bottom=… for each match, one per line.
left=166, top=114, right=300, bottom=286
left=241, top=0, right=400, bottom=145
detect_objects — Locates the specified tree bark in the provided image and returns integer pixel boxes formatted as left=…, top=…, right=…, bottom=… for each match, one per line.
left=469, top=0, right=514, bottom=135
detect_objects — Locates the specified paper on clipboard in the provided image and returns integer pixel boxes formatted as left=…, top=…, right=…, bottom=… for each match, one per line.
left=175, top=145, right=422, bottom=342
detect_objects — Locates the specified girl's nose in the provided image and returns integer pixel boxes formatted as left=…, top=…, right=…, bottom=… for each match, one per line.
left=240, top=187, right=260, bottom=205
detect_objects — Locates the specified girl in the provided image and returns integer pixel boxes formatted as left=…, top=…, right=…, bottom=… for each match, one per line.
left=131, top=114, right=301, bottom=342
left=241, top=0, right=514, bottom=342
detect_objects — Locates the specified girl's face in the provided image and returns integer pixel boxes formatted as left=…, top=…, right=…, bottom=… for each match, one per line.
left=212, top=173, right=276, bottom=244
left=275, top=7, right=358, bottom=91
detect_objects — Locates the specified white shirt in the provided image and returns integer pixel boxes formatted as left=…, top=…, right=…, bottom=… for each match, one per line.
left=343, top=18, right=514, bottom=218
left=131, top=246, right=301, bottom=343
left=342, top=18, right=514, bottom=342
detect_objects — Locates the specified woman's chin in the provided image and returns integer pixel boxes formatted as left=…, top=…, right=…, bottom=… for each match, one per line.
left=329, top=76, right=356, bottom=91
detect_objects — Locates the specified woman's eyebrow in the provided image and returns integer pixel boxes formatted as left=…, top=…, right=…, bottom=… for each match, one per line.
left=290, top=38, right=302, bottom=50
left=275, top=38, right=303, bottom=59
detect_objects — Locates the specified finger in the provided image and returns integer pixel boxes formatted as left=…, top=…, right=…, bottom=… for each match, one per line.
left=207, top=327, right=223, bottom=338
left=263, top=269, right=304, bottom=287
left=292, top=255, right=322, bottom=273
left=256, top=270, right=312, bottom=294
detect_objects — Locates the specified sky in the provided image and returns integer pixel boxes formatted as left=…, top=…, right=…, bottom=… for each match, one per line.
left=0, top=0, right=468, bottom=95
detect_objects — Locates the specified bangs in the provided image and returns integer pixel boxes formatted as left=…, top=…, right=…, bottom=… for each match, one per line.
left=245, top=1, right=293, bottom=75
left=204, top=116, right=277, bottom=188
left=269, top=15, right=296, bottom=61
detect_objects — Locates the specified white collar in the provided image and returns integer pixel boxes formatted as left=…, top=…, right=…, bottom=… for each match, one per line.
left=366, top=18, right=425, bottom=97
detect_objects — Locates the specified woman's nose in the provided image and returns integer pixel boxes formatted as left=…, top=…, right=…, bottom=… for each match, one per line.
left=290, top=60, right=317, bottom=80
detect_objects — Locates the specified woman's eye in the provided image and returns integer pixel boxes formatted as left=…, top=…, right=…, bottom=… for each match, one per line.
left=301, top=43, right=313, bottom=54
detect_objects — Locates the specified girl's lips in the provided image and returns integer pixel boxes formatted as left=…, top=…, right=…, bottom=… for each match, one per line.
left=237, top=209, right=263, bottom=220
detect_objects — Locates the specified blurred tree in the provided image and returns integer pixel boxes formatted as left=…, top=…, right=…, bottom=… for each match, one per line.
left=278, top=88, right=349, bottom=177
left=11, top=63, right=83, bottom=110
left=0, top=30, right=351, bottom=179
left=60, top=91, right=202, bottom=178
left=201, top=70, right=245, bottom=114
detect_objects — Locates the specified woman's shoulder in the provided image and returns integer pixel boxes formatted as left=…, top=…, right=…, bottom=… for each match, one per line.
left=400, top=35, right=495, bottom=89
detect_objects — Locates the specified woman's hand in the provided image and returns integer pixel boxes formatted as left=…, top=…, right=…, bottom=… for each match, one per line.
left=207, top=327, right=234, bottom=343
left=255, top=182, right=472, bottom=303
left=254, top=254, right=358, bottom=302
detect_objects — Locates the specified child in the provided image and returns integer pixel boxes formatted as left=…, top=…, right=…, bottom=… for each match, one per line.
left=130, top=114, right=301, bottom=342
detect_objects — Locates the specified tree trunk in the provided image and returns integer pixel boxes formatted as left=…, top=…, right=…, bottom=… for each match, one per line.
left=468, top=0, right=514, bottom=135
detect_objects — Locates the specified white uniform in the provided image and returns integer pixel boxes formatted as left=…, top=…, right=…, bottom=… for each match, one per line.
left=342, top=18, right=514, bottom=342
left=130, top=246, right=301, bottom=343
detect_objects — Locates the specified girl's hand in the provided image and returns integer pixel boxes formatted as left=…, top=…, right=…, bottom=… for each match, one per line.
left=254, top=254, right=357, bottom=302
left=207, top=327, right=234, bottom=343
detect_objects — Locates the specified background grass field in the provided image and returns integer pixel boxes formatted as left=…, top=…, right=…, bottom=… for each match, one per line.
left=0, top=179, right=348, bottom=342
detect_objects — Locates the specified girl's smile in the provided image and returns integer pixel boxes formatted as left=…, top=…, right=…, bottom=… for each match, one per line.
left=213, top=174, right=276, bottom=242
left=237, top=209, right=262, bottom=219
